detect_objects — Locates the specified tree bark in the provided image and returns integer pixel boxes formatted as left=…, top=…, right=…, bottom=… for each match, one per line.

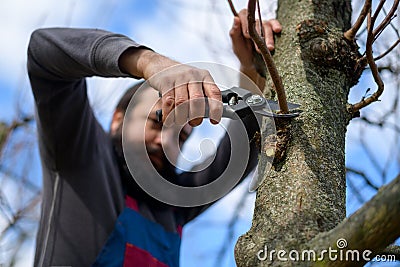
left=308, top=174, right=400, bottom=266
left=235, top=0, right=362, bottom=266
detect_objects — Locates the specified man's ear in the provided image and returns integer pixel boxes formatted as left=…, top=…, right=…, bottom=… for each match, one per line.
left=110, top=110, right=124, bottom=135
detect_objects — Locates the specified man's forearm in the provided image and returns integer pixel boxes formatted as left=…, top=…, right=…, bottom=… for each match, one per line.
left=27, top=28, right=144, bottom=81
left=119, top=48, right=179, bottom=80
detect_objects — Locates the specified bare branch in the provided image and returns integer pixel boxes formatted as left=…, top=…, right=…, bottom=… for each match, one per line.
left=361, top=116, right=400, bottom=134
left=372, top=0, right=399, bottom=39
left=347, top=0, right=400, bottom=115
left=346, top=167, right=379, bottom=190
left=256, top=0, right=264, bottom=38
left=346, top=174, right=366, bottom=204
left=382, top=5, right=400, bottom=39
left=374, top=38, right=400, bottom=61
left=348, top=11, right=385, bottom=113
left=247, top=0, right=289, bottom=113
left=344, top=0, right=371, bottom=40
left=0, top=116, right=34, bottom=158
left=371, top=0, right=386, bottom=26
left=226, top=0, right=238, bottom=17
left=309, top=174, right=400, bottom=266
left=0, top=193, right=41, bottom=238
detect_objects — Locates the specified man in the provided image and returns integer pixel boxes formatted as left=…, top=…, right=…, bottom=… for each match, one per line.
left=27, top=9, right=281, bottom=267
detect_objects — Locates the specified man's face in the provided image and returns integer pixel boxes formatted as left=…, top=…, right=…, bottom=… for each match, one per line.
left=121, top=88, right=192, bottom=172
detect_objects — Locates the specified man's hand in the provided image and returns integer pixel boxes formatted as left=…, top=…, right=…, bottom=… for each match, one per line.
left=230, top=9, right=282, bottom=70
left=229, top=9, right=282, bottom=92
left=119, top=49, right=222, bottom=127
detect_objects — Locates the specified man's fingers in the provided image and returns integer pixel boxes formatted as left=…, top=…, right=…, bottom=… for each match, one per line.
left=162, top=88, right=175, bottom=126
left=174, top=81, right=189, bottom=126
left=263, top=19, right=282, bottom=51
left=202, top=76, right=222, bottom=125
left=269, top=19, right=282, bottom=33
left=188, top=82, right=205, bottom=127
left=263, top=21, right=275, bottom=51
left=238, top=9, right=250, bottom=39
left=157, top=66, right=222, bottom=127
left=230, top=17, right=242, bottom=41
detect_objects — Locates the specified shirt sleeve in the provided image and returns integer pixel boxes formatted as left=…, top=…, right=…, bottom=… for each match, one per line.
left=27, top=28, right=147, bottom=171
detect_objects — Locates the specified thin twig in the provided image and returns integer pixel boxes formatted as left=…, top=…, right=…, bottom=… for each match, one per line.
left=382, top=6, right=400, bottom=39
left=346, top=167, right=380, bottom=190
left=247, top=0, right=289, bottom=113
left=361, top=116, right=400, bottom=134
left=359, top=130, right=386, bottom=179
left=344, top=0, right=371, bottom=40
left=256, top=0, right=264, bottom=38
left=374, top=38, right=400, bottom=61
left=227, top=0, right=238, bottom=16
left=371, top=0, right=386, bottom=25
left=374, top=15, right=398, bottom=42
left=349, top=10, right=385, bottom=113
left=346, top=174, right=366, bottom=204
left=373, top=0, right=399, bottom=41
left=213, top=190, right=249, bottom=267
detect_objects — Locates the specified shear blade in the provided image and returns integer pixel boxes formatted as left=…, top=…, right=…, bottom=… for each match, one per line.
left=254, top=109, right=300, bottom=118
left=265, top=100, right=301, bottom=111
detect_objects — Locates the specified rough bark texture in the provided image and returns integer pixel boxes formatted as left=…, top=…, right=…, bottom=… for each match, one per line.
left=308, top=174, right=400, bottom=266
left=235, top=0, right=361, bottom=266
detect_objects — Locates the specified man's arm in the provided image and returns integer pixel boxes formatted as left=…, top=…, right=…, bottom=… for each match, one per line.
left=27, top=28, right=158, bottom=266
left=28, top=28, right=149, bottom=170
left=28, top=28, right=223, bottom=170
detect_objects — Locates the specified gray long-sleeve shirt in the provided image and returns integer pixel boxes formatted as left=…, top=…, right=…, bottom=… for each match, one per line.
left=27, top=28, right=258, bottom=266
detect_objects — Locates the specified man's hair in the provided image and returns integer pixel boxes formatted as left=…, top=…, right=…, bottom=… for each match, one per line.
left=115, top=80, right=147, bottom=113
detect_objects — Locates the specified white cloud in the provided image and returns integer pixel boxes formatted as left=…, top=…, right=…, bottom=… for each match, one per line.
left=0, top=0, right=91, bottom=82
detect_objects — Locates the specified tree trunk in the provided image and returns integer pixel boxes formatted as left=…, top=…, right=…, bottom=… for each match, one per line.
left=235, top=0, right=362, bottom=266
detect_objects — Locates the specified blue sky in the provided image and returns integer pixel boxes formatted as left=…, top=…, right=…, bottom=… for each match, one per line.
left=0, top=0, right=399, bottom=266
left=0, top=1, right=258, bottom=266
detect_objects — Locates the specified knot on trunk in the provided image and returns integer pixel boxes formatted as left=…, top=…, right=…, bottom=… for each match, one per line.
left=296, top=19, right=366, bottom=87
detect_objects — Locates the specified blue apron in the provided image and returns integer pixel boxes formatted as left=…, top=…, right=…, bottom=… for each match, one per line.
left=92, top=196, right=182, bottom=267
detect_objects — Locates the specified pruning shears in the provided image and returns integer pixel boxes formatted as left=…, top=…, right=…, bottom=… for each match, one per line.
left=156, top=86, right=301, bottom=122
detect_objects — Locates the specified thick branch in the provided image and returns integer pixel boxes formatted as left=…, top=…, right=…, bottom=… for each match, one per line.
left=247, top=0, right=289, bottom=113
left=309, top=174, right=400, bottom=266
left=343, top=0, right=371, bottom=40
